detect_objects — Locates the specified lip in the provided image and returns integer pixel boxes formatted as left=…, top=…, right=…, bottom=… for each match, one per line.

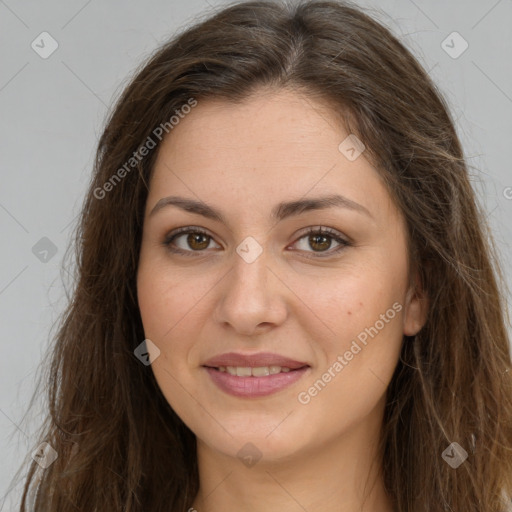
left=202, top=352, right=309, bottom=370
left=202, top=352, right=311, bottom=398
left=203, top=366, right=311, bottom=398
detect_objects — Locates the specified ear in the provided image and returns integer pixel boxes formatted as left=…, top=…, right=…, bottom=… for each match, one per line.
left=402, top=270, right=429, bottom=336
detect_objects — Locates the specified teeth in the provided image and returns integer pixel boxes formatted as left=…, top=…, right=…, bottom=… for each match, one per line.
left=236, top=366, right=252, bottom=377
left=217, top=365, right=295, bottom=376
left=251, top=366, right=270, bottom=377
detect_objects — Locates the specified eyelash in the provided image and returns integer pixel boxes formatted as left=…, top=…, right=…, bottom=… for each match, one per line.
left=162, top=226, right=351, bottom=259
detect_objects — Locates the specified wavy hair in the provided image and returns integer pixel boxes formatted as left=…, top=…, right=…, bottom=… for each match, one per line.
left=13, top=1, right=512, bottom=510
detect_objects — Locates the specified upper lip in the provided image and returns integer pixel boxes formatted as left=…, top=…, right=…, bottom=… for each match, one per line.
left=203, top=352, right=309, bottom=369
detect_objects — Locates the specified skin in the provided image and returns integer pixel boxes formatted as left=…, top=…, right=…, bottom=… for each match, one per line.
left=136, top=88, right=428, bottom=512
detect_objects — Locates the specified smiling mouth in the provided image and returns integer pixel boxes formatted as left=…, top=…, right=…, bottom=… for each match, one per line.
left=204, top=365, right=309, bottom=377
left=203, top=364, right=310, bottom=398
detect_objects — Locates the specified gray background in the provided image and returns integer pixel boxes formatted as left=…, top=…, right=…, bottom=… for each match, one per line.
left=1, top=0, right=511, bottom=508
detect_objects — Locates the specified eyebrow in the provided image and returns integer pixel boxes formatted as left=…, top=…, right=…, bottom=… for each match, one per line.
left=149, top=193, right=373, bottom=223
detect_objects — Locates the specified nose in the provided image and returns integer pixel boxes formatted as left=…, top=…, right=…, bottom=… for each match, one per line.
left=213, top=244, right=288, bottom=336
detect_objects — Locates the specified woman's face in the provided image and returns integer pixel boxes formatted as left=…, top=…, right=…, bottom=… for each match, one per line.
left=136, top=88, right=427, bottom=463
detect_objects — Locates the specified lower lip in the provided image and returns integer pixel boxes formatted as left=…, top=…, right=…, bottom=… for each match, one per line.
left=203, top=366, right=310, bottom=398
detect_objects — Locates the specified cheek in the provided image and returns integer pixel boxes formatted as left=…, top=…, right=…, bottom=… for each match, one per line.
left=137, top=262, right=202, bottom=416
left=136, top=258, right=218, bottom=386
left=302, top=261, right=405, bottom=384
left=137, top=259, right=203, bottom=340
left=292, top=262, right=401, bottom=340
left=296, top=289, right=404, bottom=436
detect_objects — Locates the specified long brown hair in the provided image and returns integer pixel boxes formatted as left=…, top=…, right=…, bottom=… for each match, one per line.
left=13, top=1, right=512, bottom=510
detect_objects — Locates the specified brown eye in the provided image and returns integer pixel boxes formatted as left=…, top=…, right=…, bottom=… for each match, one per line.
left=292, top=227, right=350, bottom=257
left=186, top=232, right=210, bottom=250
left=308, top=233, right=332, bottom=252
left=163, top=227, right=220, bottom=255
left=163, top=226, right=350, bottom=258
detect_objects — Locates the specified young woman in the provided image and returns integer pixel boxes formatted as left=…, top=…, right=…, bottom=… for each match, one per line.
left=16, top=0, right=512, bottom=510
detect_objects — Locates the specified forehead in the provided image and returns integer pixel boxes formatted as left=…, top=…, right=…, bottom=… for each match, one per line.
left=147, top=88, right=398, bottom=225
left=160, top=88, right=345, bottom=159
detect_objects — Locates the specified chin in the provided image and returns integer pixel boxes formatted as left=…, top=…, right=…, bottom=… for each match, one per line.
left=198, top=418, right=312, bottom=464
